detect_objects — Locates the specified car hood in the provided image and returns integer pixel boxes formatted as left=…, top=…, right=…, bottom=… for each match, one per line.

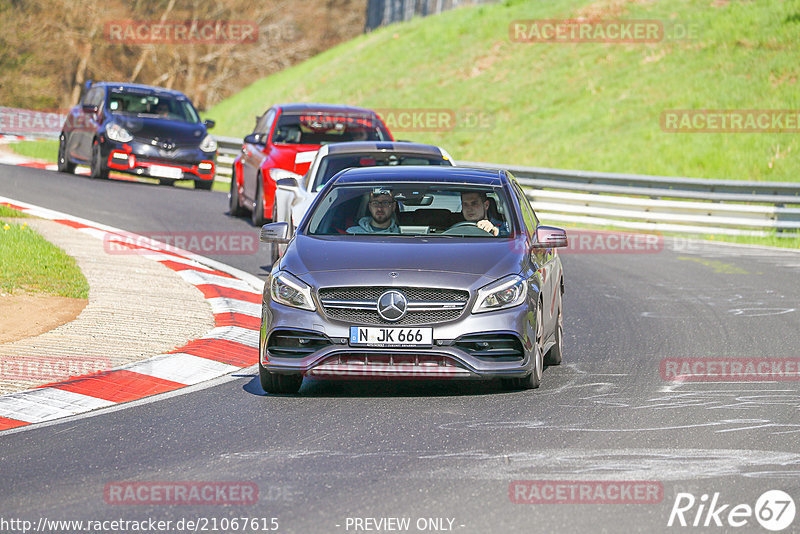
left=281, top=234, right=527, bottom=287
left=114, top=117, right=206, bottom=145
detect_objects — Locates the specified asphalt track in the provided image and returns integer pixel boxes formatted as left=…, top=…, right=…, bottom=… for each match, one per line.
left=1, top=163, right=799, bottom=533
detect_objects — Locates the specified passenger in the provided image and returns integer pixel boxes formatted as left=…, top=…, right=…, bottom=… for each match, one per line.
left=154, top=100, right=170, bottom=117
left=347, top=190, right=400, bottom=234
left=459, top=191, right=508, bottom=236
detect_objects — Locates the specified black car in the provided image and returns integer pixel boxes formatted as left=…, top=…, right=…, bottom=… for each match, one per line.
left=57, top=82, right=217, bottom=189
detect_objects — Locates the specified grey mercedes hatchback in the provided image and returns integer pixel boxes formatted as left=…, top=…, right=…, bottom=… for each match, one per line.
left=258, top=166, right=567, bottom=394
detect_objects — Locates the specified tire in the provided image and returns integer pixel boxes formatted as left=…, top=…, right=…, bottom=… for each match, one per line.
left=251, top=174, right=266, bottom=226
left=259, top=362, right=302, bottom=394
left=545, top=288, right=563, bottom=366
left=502, top=302, right=543, bottom=390
left=89, top=140, right=109, bottom=180
left=229, top=172, right=245, bottom=216
left=57, top=133, right=76, bottom=174
left=195, top=178, right=213, bottom=191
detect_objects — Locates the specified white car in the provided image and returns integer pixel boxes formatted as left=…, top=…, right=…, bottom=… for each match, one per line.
left=270, top=141, right=455, bottom=263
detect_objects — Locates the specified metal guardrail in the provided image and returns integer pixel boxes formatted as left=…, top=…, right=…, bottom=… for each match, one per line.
left=213, top=135, right=243, bottom=185
left=212, top=136, right=800, bottom=237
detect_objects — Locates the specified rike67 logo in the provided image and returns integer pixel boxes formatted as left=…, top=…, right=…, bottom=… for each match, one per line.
left=668, top=490, right=796, bottom=531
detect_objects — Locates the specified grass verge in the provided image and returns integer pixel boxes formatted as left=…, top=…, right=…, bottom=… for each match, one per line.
left=8, top=139, right=58, bottom=162
left=0, top=207, right=89, bottom=298
left=208, top=0, right=800, bottom=182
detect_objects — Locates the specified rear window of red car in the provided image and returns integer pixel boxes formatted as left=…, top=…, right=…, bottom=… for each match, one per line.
left=272, top=113, right=391, bottom=145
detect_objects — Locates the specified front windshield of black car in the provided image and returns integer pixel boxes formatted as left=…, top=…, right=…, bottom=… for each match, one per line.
left=305, top=183, right=514, bottom=237
left=312, top=153, right=452, bottom=192
left=272, top=113, right=391, bottom=145
left=107, top=90, right=200, bottom=123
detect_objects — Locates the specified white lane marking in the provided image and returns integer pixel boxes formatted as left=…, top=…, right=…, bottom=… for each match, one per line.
left=0, top=389, right=114, bottom=423
left=728, top=307, right=796, bottom=317
left=126, top=353, right=239, bottom=385
left=77, top=227, right=112, bottom=240
left=0, top=367, right=255, bottom=436
left=177, top=270, right=257, bottom=292
left=206, top=297, right=261, bottom=318
left=201, top=326, right=259, bottom=348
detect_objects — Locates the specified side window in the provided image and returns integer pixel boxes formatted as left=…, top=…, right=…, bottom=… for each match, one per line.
left=255, top=109, right=276, bottom=136
left=512, top=180, right=538, bottom=238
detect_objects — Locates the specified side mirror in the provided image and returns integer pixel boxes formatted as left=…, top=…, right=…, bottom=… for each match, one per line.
left=81, top=104, right=98, bottom=114
left=532, top=225, right=568, bottom=248
left=276, top=177, right=299, bottom=190
left=244, top=133, right=265, bottom=145
left=260, top=222, right=290, bottom=244
left=203, top=119, right=215, bottom=129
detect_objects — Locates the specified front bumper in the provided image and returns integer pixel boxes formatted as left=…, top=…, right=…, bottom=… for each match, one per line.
left=101, top=139, right=215, bottom=181
left=260, top=300, right=537, bottom=380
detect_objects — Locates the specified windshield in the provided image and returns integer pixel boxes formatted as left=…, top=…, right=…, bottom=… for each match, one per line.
left=272, top=112, right=391, bottom=145
left=107, top=90, right=200, bottom=123
left=312, top=153, right=452, bottom=192
left=306, top=183, right=514, bottom=237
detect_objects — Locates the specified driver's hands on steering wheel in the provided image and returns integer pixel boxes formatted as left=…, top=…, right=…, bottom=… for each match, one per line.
left=476, top=219, right=499, bottom=236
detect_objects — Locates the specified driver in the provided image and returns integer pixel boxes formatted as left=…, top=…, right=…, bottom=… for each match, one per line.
left=347, top=189, right=399, bottom=234
left=459, top=191, right=508, bottom=236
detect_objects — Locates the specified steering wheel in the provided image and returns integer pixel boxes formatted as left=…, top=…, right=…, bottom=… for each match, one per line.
left=442, top=221, right=490, bottom=236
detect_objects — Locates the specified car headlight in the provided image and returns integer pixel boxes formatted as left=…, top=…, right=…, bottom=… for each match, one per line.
left=472, top=274, right=527, bottom=314
left=199, top=134, right=218, bottom=152
left=269, top=168, right=303, bottom=182
left=270, top=271, right=316, bottom=311
left=106, top=123, right=133, bottom=143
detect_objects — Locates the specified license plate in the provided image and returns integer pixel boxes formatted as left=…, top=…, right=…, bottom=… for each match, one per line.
left=350, top=327, right=433, bottom=347
left=149, top=165, right=183, bottom=179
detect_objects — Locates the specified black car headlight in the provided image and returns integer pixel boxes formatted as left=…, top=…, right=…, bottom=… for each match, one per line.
left=472, top=274, right=526, bottom=314
left=199, top=134, right=217, bottom=152
left=106, top=123, right=133, bottom=143
left=270, top=271, right=316, bottom=311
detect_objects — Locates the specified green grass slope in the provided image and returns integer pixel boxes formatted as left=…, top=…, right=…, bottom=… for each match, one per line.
left=208, top=0, right=800, bottom=182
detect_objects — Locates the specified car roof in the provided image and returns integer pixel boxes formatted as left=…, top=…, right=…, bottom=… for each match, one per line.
left=277, top=103, right=380, bottom=115
left=323, top=141, right=445, bottom=156
left=332, top=166, right=504, bottom=186
left=94, top=82, right=188, bottom=98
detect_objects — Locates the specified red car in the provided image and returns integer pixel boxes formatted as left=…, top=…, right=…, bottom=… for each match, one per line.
left=229, top=103, right=393, bottom=225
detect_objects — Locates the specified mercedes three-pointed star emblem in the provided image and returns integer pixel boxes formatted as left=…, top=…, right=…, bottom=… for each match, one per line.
left=377, top=290, right=407, bottom=322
